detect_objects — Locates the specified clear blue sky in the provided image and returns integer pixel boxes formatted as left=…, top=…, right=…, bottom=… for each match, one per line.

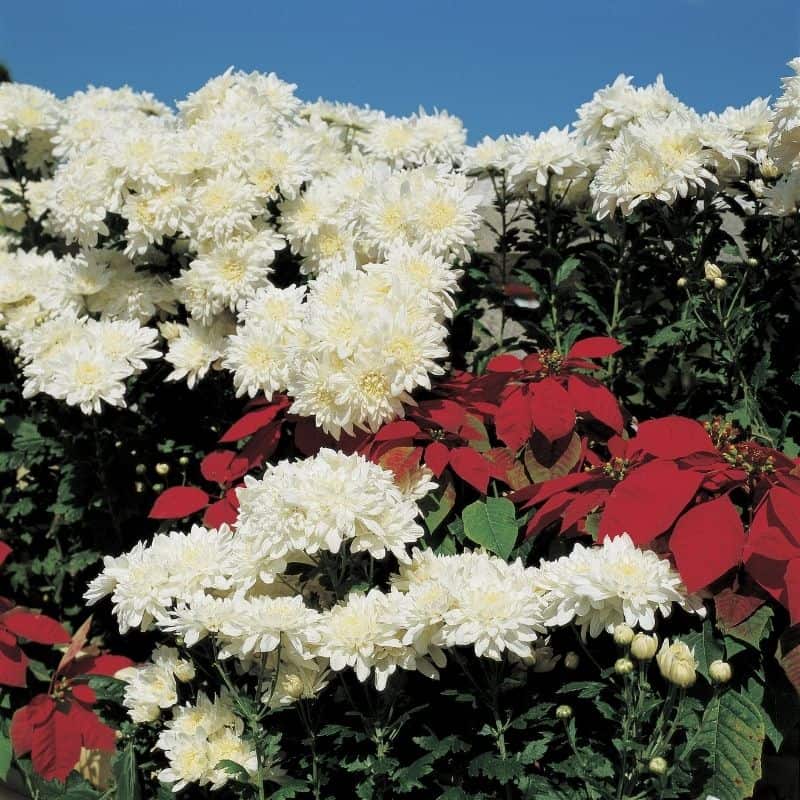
left=1, top=1, right=798, bottom=141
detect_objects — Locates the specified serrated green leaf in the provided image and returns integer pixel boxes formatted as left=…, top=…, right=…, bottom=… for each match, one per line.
left=683, top=620, right=724, bottom=681
left=698, top=689, right=765, bottom=800
left=461, top=497, right=517, bottom=559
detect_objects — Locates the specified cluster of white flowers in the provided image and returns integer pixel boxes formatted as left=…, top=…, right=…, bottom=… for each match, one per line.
left=535, top=533, right=706, bottom=638
left=464, top=61, right=800, bottom=218
left=154, top=691, right=266, bottom=792
left=0, top=71, right=480, bottom=433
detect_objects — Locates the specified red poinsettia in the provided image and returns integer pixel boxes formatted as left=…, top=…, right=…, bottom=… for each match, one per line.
left=489, top=337, right=625, bottom=451
left=0, top=545, right=71, bottom=688
left=365, top=398, right=497, bottom=493
left=514, top=412, right=800, bottom=621
left=149, top=394, right=291, bottom=528
left=10, top=618, right=133, bottom=782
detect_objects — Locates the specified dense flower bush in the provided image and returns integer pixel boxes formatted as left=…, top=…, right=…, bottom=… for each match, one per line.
left=0, top=58, right=799, bottom=799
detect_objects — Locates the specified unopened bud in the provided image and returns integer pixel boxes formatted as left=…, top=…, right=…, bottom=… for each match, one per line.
left=555, top=704, right=573, bottom=720
left=615, top=657, right=635, bottom=675
left=709, top=660, right=732, bottom=685
left=173, top=660, right=196, bottom=682
left=155, top=462, right=170, bottom=476
left=613, top=624, right=635, bottom=646
left=712, top=277, right=727, bottom=290
left=656, top=639, right=697, bottom=688
left=746, top=257, right=758, bottom=267
left=178, top=455, right=190, bottom=466
left=648, top=756, right=668, bottom=776
left=152, top=482, right=164, bottom=492
left=676, top=277, right=688, bottom=288
left=564, top=652, right=580, bottom=670
left=135, top=463, right=147, bottom=475
left=630, top=633, right=658, bottom=661
left=704, top=261, right=722, bottom=282
left=134, top=481, right=145, bottom=494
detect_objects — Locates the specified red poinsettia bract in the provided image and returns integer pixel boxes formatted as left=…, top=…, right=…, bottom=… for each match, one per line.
left=10, top=619, right=133, bottom=782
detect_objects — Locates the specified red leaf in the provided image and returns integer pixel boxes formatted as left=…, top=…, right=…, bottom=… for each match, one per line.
left=529, top=379, right=575, bottom=442
left=631, top=416, right=715, bottom=460
left=0, top=641, right=28, bottom=687
left=377, top=446, right=423, bottom=483
left=458, top=413, right=491, bottom=450
left=0, top=542, right=11, bottom=566
left=486, top=354, right=523, bottom=373
left=374, top=421, right=422, bottom=442
left=219, top=401, right=286, bottom=443
left=424, top=442, right=450, bottom=477
left=11, top=696, right=55, bottom=757
left=745, top=492, right=800, bottom=562
left=293, top=417, right=335, bottom=456
left=238, top=424, right=282, bottom=470
left=200, top=450, right=237, bottom=483
left=495, top=388, right=534, bottom=450
left=598, top=461, right=704, bottom=545
left=768, top=487, right=800, bottom=544
left=560, top=489, right=611, bottom=533
left=526, top=493, right=573, bottom=538
left=31, top=706, right=83, bottom=781
left=203, top=497, right=239, bottom=529
left=67, top=701, right=117, bottom=751
left=669, top=495, right=746, bottom=592
left=71, top=684, right=96, bottom=705
left=787, top=559, right=800, bottom=625
left=2, top=611, right=70, bottom=645
left=449, top=447, right=491, bottom=493
left=714, top=587, right=767, bottom=629
left=412, top=399, right=467, bottom=435
left=566, top=337, right=623, bottom=360
left=567, top=375, right=623, bottom=433
left=149, top=486, right=210, bottom=519
left=66, top=653, right=135, bottom=678
left=483, top=448, right=531, bottom=490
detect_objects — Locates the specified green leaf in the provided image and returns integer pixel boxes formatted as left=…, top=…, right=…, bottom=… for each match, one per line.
left=112, top=740, right=141, bottom=800
left=461, top=497, right=518, bottom=559
left=683, top=619, right=724, bottom=681
left=420, top=479, right=456, bottom=536
left=0, top=732, right=11, bottom=781
left=698, top=689, right=765, bottom=800
left=555, top=257, right=581, bottom=286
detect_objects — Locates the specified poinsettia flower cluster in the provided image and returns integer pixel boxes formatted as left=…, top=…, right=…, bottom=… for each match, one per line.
left=515, top=414, right=800, bottom=622
left=0, top=547, right=133, bottom=782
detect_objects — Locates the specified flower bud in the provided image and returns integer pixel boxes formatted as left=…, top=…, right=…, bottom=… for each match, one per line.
left=564, top=651, right=580, bottom=670
left=746, top=257, right=758, bottom=267
left=155, top=462, right=170, bottom=476
left=613, top=624, right=635, bottom=646
left=704, top=261, right=722, bottom=282
left=630, top=633, right=658, bottom=661
left=135, top=463, right=147, bottom=475
left=615, top=657, right=634, bottom=675
left=709, top=660, right=732, bottom=685
left=134, top=481, right=145, bottom=494
left=712, top=277, right=727, bottom=290
left=656, top=639, right=697, bottom=688
left=152, top=482, right=164, bottom=493
left=178, top=456, right=190, bottom=466
left=555, top=704, right=573, bottom=720
left=648, top=756, right=668, bottom=776
left=676, top=277, right=688, bottom=288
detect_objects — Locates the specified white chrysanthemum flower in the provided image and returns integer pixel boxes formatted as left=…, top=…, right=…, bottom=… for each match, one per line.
left=442, top=556, right=545, bottom=660
left=223, top=321, right=293, bottom=399
left=0, top=83, right=62, bottom=147
left=165, top=317, right=231, bottom=388
left=507, top=127, right=590, bottom=192
left=763, top=170, right=800, bottom=215
left=411, top=108, right=467, bottom=164
left=461, top=134, right=513, bottom=174
left=190, top=170, right=265, bottom=243
left=769, top=58, right=800, bottom=171
left=536, top=533, right=705, bottom=637
left=361, top=116, right=418, bottom=166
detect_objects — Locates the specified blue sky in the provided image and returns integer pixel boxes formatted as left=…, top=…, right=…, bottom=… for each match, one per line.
left=1, top=1, right=798, bottom=141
